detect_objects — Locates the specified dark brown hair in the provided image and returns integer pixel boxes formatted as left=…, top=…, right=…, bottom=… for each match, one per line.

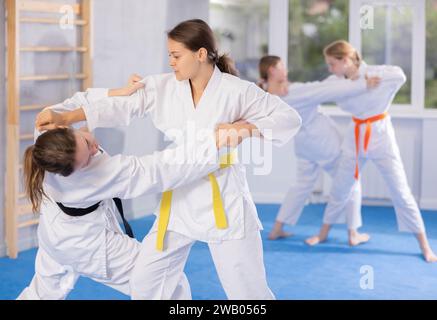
left=258, top=55, right=281, bottom=90
left=167, top=19, right=239, bottom=76
left=23, top=127, right=77, bottom=212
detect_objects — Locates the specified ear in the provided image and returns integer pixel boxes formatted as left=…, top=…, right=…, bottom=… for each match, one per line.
left=267, top=65, right=275, bottom=77
left=197, top=47, right=208, bottom=63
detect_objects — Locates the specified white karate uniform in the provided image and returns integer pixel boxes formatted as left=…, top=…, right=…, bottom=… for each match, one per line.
left=276, top=77, right=369, bottom=229
left=80, top=66, right=302, bottom=299
left=18, top=90, right=221, bottom=300
left=323, top=62, right=426, bottom=233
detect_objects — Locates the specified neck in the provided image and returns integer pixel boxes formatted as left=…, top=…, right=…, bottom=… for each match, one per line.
left=267, top=79, right=288, bottom=96
left=190, top=64, right=214, bottom=96
left=345, top=65, right=360, bottom=80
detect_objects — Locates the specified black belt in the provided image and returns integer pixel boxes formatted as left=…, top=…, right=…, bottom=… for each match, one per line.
left=56, top=198, right=134, bottom=238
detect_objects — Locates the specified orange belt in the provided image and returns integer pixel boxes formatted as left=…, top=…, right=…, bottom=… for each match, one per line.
left=352, top=112, right=388, bottom=180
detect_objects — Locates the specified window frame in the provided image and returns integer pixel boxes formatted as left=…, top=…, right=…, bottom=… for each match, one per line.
left=267, top=0, right=437, bottom=117
left=350, top=0, right=427, bottom=115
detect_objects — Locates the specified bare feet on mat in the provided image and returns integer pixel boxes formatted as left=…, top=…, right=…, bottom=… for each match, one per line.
left=268, top=229, right=293, bottom=240
left=268, top=222, right=293, bottom=240
left=416, top=233, right=437, bottom=263
left=305, top=224, right=331, bottom=246
left=423, top=250, right=437, bottom=263
left=305, top=234, right=327, bottom=246
left=348, top=232, right=370, bottom=246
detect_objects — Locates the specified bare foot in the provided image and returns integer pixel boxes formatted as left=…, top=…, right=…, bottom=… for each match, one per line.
left=348, top=232, right=370, bottom=246
left=305, top=234, right=327, bottom=246
left=416, top=233, right=437, bottom=263
left=305, top=224, right=331, bottom=246
left=423, top=250, right=437, bottom=263
left=268, top=221, right=293, bottom=240
left=268, top=228, right=293, bottom=240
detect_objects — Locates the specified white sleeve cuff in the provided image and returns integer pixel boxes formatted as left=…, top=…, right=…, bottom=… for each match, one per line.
left=86, top=88, right=109, bottom=102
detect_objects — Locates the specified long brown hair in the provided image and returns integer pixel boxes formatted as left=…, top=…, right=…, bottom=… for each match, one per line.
left=167, top=19, right=239, bottom=76
left=258, top=55, right=281, bottom=90
left=23, top=127, right=77, bottom=212
left=323, top=40, right=361, bottom=68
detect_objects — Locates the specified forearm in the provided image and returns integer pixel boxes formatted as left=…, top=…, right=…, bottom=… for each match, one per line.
left=116, top=136, right=220, bottom=198
left=108, top=88, right=127, bottom=97
left=61, top=107, right=87, bottom=125
left=286, top=78, right=367, bottom=108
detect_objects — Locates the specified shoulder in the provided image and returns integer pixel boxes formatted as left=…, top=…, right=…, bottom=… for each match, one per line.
left=141, top=72, right=176, bottom=88
left=220, top=73, right=253, bottom=91
left=323, top=74, right=342, bottom=82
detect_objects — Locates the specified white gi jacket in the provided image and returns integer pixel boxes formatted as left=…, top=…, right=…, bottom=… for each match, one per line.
left=283, top=77, right=368, bottom=163
left=335, top=62, right=407, bottom=157
left=81, top=66, right=302, bottom=242
left=36, top=89, right=220, bottom=279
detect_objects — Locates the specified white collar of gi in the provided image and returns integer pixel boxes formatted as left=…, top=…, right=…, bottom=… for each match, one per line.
left=179, top=65, right=223, bottom=110
left=358, top=60, right=368, bottom=77
left=210, top=64, right=223, bottom=89
left=180, top=64, right=223, bottom=90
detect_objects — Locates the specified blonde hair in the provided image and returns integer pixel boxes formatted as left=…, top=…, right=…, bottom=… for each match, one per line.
left=323, top=40, right=361, bottom=68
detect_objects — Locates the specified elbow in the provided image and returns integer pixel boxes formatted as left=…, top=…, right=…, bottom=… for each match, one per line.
left=273, top=109, right=302, bottom=147
left=289, top=108, right=302, bottom=131
left=286, top=109, right=302, bottom=142
left=398, top=69, right=407, bottom=85
left=392, top=66, right=407, bottom=85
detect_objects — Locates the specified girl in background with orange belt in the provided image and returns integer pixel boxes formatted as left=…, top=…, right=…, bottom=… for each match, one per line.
left=307, top=40, right=437, bottom=262
left=258, top=55, right=379, bottom=246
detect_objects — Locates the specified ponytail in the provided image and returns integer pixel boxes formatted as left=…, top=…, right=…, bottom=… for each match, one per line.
left=22, top=127, right=77, bottom=212
left=257, top=78, right=268, bottom=91
left=216, top=53, right=239, bottom=76
left=23, top=145, right=47, bottom=213
left=168, top=19, right=239, bottom=77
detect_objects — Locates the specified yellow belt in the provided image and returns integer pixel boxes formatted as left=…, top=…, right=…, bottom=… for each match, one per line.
left=156, top=151, right=237, bottom=251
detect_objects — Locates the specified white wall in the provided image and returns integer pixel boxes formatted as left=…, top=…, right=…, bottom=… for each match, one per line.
left=421, top=118, right=437, bottom=210
left=92, top=0, right=168, bottom=220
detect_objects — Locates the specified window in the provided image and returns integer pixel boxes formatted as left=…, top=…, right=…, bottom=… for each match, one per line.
left=360, top=2, right=413, bottom=105
left=426, top=0, right=437, bottom=109
left=209, top=0, right=269, bottom=82
left=288, top=0, right=349, bottom=82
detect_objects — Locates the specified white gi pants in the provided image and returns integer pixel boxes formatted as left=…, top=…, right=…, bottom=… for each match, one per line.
left=17, top=229, right=144, bottom=300
left=276, top=155, right=362, bottom=230
left=130, top=208, right=275, bottom=300
left=324, top=120, right=425, bottom=234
